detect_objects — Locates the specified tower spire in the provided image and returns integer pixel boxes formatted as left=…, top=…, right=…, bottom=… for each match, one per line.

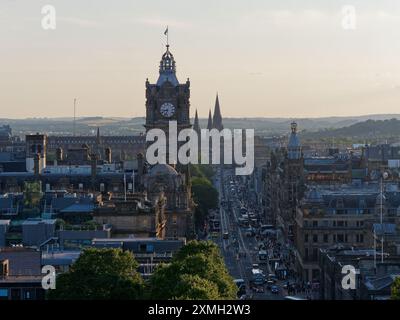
left=207, top=109, right=213, bottom=130
left=193, top=109, right=200, bottom=135
left=212, top=93, right=223, bottom=130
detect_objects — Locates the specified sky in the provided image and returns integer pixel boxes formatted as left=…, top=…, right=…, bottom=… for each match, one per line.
left=1, top=0, right=400, bottom=119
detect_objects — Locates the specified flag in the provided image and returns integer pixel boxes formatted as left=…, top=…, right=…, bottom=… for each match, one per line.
left=164, top=26, right=168, bottom=35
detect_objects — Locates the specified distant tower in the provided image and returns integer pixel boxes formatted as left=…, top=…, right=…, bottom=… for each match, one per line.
left=26, top=133, right=47, bottom=174
left=288, top=122, right=302, bottom=160
left=95, top=127, right=102, bottom=159
left=212, top=93, right=223, bottom=130
left=285, top=122, right=304, bottom=232
left=193, top=109, right=200, bottom=136
left=207, top=109, right=213, bottom=130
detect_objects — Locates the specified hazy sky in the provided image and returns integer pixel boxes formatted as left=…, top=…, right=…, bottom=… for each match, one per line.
left=1, top=0, right=400, bottom=119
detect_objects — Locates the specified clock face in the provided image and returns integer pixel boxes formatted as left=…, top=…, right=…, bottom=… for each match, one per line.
left=160, top=102, right=175, bottom=118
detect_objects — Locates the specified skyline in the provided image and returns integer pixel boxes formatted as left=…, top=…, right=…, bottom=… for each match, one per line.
left=1, top=0, right=400, bottom=119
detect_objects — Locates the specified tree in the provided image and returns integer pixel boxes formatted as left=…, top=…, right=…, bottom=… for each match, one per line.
left=191, top=177, right=218, bottom=228
left=148, top=241, right=237, bottom=300
left=174, top=274, right=220, bottom=300
left=391, top=276, right=400, bottom=300
left=23, top=181, right=42, bottom=210
left=48, top=248, right=144, bottom=300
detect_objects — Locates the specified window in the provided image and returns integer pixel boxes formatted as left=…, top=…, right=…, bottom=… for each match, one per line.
left=313, top=221, right=318, bottom=227
left=356, top=234, right=364, bottom=243
left=337, top=234, right=344, bottom=242
left=304, top=234, right=309, bottom=243
left=313, top=234, right=318, bottom=243
left=172, top=215, right=177, bottom=224
left=323, top=234, right=329, bottom=243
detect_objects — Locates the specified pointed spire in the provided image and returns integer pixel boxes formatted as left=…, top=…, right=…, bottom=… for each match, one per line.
left=212, top=93, right=223, bottom=130
left=193, top=109, right=200, bottom=134
left=95, top=127, right=102, bottom=159
left=96, top=127, right=100, bottom=142
left=207, top=109, right=213, bottom=130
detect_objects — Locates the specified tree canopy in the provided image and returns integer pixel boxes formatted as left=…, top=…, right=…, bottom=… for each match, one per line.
left=48, top=248, right=144, bottom=300
left=391, top=276, right=400, bottom=300
left=147, top=241, right=237, bottom=300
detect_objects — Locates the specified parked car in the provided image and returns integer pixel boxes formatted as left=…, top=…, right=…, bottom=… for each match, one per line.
left=223, top=232, right=229, bottom=239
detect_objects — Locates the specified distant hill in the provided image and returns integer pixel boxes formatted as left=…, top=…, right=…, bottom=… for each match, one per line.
left=1, top=114, right=400, bottom=138
left=300, top=118, right=400, bottom=142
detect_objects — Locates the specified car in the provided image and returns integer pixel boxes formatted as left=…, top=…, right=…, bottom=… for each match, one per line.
left=266, top=280, right=275, bottom=289
left=245, top=228, right=255, bottom=237
left=270, top=285, right=279, bottom=294
left=223, top=232, right=229, bottom=239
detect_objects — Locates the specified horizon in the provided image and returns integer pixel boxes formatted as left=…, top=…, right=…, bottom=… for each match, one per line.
left=2, top=112, right=400, bottom=121
left=1, top=1, right=400, bottom=118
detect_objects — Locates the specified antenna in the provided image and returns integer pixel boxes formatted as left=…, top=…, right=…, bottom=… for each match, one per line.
left=73, top=98, right=77, bottom=136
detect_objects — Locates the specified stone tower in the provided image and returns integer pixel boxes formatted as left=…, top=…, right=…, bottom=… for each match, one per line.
left=144, top=44, right=191, bottom=149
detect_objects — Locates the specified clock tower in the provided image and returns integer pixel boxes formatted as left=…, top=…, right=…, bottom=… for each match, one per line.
left=145, top=44, right=191, bottom=138
left=143, top=42, right=195, bottom=239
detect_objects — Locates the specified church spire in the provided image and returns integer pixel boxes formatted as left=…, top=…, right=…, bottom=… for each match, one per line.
left=212, top=93, right=223, bottom=130
left=193, top=109, right=200, bottom=135
left=207, top=109, right=213, bottom=130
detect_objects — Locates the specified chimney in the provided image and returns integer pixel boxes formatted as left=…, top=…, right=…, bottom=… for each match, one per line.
left=105, top=147, right=112, bottom=164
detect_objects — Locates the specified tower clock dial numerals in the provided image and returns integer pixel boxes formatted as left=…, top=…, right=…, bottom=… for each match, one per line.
left=160, top=102, right=175, bottom=118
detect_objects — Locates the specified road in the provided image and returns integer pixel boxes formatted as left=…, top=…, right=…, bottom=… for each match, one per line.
left=210, top=166, right=286, bottom=300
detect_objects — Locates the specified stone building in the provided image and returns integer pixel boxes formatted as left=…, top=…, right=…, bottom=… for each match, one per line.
left=294, top=184, right=400, bottom=282
left=143, top=43, right=195, bottom=239
left=93, top=193, right=166, bottom=239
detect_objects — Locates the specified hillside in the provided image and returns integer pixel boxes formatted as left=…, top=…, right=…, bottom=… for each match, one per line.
left=300, top=118, right=400, bottom=142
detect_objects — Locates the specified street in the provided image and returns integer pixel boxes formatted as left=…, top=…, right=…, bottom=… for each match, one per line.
left=207, top=166, right=291, bottom=300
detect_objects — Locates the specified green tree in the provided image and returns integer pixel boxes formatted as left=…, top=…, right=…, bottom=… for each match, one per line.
left=148, top=241, right=237, bottom=300
left=191, top=177, right=218, bottom=228
left=23, top=181, right=42, bottom=210
left=48, top=248, right=144, bottom=300
left=391, top=276, right=400, bottom=300
left=174, top=274, right=220, bottom=300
